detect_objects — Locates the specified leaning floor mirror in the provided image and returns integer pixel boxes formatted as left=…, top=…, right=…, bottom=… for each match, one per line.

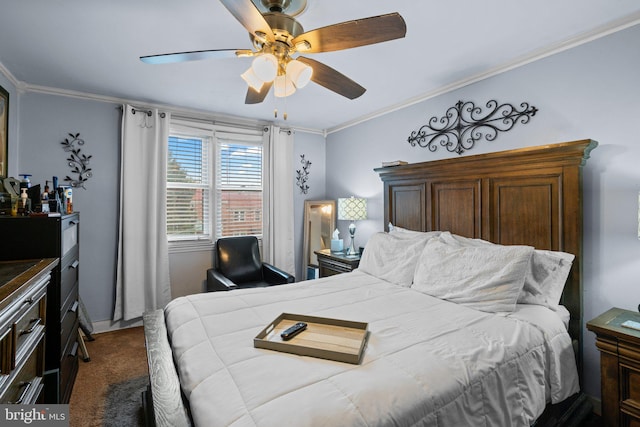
left=302, top=200, right=336, bottom=280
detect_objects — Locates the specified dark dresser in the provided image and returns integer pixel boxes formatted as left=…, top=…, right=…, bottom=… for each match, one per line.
left=0, top=258, right=57, bottom=404
left=0, top=213, right=80, bottom=403
left=587, top=307, right=640, bottom=427
left=314, top=249, right=361, bottom=278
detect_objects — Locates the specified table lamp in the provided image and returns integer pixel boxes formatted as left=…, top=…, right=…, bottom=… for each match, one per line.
left=338, top=196, right=367, bottom=256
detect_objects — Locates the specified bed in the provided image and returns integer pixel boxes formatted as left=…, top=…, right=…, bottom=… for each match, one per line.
left=143, top=139, right=597, bottom=427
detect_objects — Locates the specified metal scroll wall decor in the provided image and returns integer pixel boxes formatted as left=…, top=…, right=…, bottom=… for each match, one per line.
left=60, top=132, right=93, bottom=188
left=407, top=100, right=538, bottom=155
left=296, top=154, right=311, bottom=194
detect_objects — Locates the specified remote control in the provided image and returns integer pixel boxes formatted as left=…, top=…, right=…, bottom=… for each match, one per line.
left=281, top=322, right=307, bottom=340
left=621, top=319, right=640, bottom=331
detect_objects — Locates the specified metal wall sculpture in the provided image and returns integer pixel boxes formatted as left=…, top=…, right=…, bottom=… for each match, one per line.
left=407, top=100, right=538, bottom=155
left=296, top=154, right=311, bottom=194
left=61, top=132, right=93, bottom=188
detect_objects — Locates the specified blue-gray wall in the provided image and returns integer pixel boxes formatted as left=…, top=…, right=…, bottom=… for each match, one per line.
left=326, top=24, right=640, bottom=401
left=18, top=93, right=121, bottom=322
left=293, top=131, right=326, bottom=280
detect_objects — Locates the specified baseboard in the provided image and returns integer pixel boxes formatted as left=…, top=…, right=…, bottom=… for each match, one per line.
left=92, top=318, right=143, bottom=334
left=587, top=395, right=601, bottom=416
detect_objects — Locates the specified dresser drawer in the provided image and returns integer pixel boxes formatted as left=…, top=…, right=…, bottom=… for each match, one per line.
left=61, top=280, right=78, bottom=321
left=60, top=302, right=78, bottom=359
left=61, top=215, right=79, bottom=260
left=12, top=289, right=46, bottom=370
left=0, top=326, right=11, bottom=375
left=59, top=330, right=79, bottom=403
left=0, top=272, right=49, bottom=374
left=620, top=341, right=640, bottom=425
left=315, top=250, right=360, bottom=278
left=60, top=255, right=79, bottom=306
left=320, top=258, right=356, bottom=275
left=0, top=335, right=44, bottom=404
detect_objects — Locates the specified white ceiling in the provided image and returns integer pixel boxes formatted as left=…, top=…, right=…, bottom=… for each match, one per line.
left=1, top=1, right=639, bottom=133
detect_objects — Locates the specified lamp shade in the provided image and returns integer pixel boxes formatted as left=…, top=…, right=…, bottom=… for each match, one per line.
left=251, top=53, right=278, bottom=82
left=286, top=59, right=313, bottom=88
left=338, top=197, right=367, bottom=221
left=274, top=75, right=296, bottom=97
left=241, top=67, right=264, bottom=91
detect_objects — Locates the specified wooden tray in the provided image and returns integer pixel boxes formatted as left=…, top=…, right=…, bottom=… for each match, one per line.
left=254, top=313, right=369, bottom=364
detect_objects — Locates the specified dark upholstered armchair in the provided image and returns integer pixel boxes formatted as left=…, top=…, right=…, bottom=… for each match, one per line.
left=206, top=236, right=295, bottom=292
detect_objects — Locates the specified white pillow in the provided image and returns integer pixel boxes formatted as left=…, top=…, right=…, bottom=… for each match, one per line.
left=388, top=223, right=441, bottom=240
left=358, top=232, right=434, bottom=287
left=412, top=237, right=533, bottom=313
left=519, top=250, right=574, bottom=308
left=438, top=232, right=574, bottom=310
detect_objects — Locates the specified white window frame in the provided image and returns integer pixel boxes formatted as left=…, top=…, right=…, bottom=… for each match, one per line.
left=167, top=120, right=265, bottom=253
left=167, top=120, right=215, bottom=253
left=214, top=127, right=265, bottom=241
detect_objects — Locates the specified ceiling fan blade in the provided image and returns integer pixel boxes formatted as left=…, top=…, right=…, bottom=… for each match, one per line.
left=245, top=81, right=274, bottom=104
left=292, top=12, right=406, bottom=54
left=219, top=0, right=275, bottom=44
left=297, top=56, right=365, bottom=100
left=140, top=49, right=242, bottom=64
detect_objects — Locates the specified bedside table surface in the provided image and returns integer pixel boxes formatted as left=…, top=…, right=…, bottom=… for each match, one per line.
left=587, top=307, right=640, bottom=344
left=315, top=249, right=361, bottom=261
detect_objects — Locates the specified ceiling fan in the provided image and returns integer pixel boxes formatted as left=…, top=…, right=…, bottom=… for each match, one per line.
left=140, top=0, right=406, bottom=104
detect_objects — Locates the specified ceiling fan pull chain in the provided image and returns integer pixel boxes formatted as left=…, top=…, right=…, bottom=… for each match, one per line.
left=284, top=82, right=288, bottom=120
left=283, top=74, right=289, bottom=120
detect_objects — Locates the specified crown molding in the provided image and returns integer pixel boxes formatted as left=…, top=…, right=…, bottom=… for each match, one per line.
left=23, top=82, right=260, bottom=124
left=18, top=81, right=324, bottom=135
left=326, top=12, right=640, bottom=135
left=0, top=61, right=22, bottom=89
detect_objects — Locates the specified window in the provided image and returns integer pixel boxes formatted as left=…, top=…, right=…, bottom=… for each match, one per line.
left=166, top=120, right=264, bottom=247
left=166, top=123, right=213, bottom=242
left=215, top=136, right=263, bottom=238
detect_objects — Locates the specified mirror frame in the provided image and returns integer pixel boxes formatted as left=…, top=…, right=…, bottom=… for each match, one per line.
left=302, top=200, right=336, bottom=280
left=0, top=84, right=8, bottom=179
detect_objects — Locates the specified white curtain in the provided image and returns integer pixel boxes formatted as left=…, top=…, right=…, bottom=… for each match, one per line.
left=114, top=105, right=172, bottom=321
left=262, top=125, right=295, bottom=275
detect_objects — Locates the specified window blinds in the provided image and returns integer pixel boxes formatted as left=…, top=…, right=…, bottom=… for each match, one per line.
left=167, top=135, right=210, bottom=240
left=215, top=131, right=263, bottom=238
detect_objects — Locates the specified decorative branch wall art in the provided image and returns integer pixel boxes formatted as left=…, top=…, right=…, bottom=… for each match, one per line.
left=61, top=132, right=93, bottom=188
left=407, top=100, right=538, bottom=155
left=296, top=154, right=311, bottom=194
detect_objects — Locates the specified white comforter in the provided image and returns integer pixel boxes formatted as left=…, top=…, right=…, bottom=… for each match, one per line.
left=164, top=271, right=579, bottom=427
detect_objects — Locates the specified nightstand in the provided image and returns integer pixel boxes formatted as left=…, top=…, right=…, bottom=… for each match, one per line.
left=314, top=249, right=360, bottom=278
left=587, top=307, right=640, bottom=427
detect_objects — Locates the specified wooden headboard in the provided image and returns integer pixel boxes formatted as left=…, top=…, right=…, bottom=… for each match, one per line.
left=375, top=139, right=597, bottom=378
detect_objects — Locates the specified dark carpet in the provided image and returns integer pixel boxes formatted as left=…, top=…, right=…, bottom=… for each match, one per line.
left=103, top=375, right=148, bottom=427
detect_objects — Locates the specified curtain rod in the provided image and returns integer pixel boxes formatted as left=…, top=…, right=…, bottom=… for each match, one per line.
left=131, top=107, right=166, bottom=119
left=116, top=105, right=166, bottom=118
left=118, top=107, right=292, bottom=133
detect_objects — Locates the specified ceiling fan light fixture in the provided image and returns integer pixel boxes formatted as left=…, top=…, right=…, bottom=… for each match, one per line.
left=235, top=50, right=254, bottom=58
left=253, top=31, right=269, bottom=45
left=274, top=75, right=296, bottom=97
left=251, top=53, right=278, bottom=82
left=241, top=67, right=264, bottom=91
left=294, top=40, right=311, bottom=52
left=286, top=59, right=312, bottom=88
